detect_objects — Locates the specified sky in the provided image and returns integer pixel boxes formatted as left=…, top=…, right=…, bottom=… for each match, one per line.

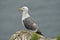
left=0, top=0, right=60, bottom=40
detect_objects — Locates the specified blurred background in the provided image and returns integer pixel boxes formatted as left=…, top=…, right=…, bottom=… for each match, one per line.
left=0, top=0, right=60, bottom=40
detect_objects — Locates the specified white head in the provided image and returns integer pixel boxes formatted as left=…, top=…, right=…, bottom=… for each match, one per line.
left=18, top=6, right=29, bottom=12
left=18, top=6, right=30, bottom=21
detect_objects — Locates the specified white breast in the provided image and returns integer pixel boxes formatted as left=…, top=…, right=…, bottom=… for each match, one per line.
left=22, top=13, right=30, bottom=20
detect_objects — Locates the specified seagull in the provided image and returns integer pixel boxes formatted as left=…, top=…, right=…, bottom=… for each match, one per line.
left=18, top=6, right=43, bottom=35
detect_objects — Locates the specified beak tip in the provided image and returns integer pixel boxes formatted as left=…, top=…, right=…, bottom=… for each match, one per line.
left=17, top=8, right=21, bottom=11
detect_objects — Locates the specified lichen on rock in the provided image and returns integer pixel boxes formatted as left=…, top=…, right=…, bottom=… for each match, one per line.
left=9, top=30, right=32, bottom=40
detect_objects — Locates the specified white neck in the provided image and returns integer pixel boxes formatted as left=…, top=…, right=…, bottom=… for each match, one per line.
left=22, top=11, right=30, bottom=20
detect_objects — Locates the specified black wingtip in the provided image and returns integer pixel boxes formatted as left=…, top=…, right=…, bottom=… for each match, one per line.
left=36, top=31, right=44, bottom=36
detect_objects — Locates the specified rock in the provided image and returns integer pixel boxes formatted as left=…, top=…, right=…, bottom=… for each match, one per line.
left=9, top=30, right=56, bottom=40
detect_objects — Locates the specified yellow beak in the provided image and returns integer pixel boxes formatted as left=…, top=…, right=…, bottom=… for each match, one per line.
left=17, top=7, right=22, bottom=11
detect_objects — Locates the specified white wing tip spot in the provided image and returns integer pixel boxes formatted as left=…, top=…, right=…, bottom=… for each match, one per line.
left=33, top=23, right=36, bottom=26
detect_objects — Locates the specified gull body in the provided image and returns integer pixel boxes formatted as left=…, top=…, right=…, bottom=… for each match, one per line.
left=19, top=6, right=43, bottom=35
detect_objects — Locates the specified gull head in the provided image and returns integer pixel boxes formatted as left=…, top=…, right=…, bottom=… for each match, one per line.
left=18, top=6, right=29, bottom=12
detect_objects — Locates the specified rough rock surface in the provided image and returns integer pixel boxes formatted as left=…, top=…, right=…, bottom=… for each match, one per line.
left=9, top=30, right=56, bottom=40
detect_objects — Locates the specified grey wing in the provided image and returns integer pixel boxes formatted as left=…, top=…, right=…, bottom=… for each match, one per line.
left=23, top=17, right=39, bottom=30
